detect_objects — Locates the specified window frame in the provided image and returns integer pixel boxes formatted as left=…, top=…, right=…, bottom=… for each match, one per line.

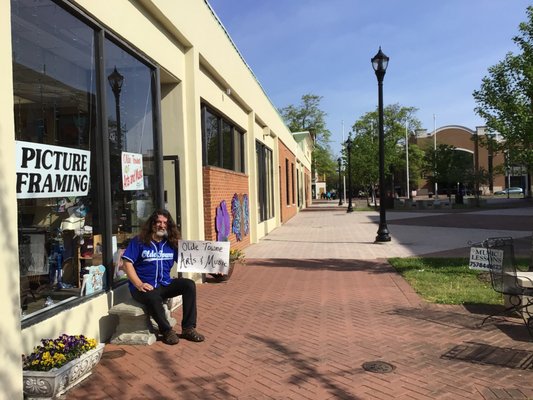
left=201, top=103, right=245, bottom=173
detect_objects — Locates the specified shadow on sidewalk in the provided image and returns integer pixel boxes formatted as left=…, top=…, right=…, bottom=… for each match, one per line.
left=247, top=334, right=364, bottom=400
left=246, top=258, right=395, bottom=274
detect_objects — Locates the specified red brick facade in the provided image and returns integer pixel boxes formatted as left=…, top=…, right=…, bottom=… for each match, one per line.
left=202, top=166, right=250, bottom=251
left=278, top=140, right=298, bottom=223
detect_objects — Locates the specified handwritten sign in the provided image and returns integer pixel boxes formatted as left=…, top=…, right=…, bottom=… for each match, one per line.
left=469, top=247, right=503, bottom=271
left=176, top=240, right=230, bottom=274
left=122, top=152, right=144, bottom=191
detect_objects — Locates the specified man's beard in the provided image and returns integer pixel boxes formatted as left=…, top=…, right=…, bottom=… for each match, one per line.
left=155, top=229, right=168, bottom=238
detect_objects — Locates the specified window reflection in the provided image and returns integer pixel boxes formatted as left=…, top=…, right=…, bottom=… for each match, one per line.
left=201, top=104, right=245, bottom=173
left=12, top=0, right=101, bottom=318
left=104, top=39, right=157, bottom=282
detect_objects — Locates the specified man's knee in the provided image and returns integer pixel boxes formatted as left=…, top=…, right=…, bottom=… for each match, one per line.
left=182, top=278, right=196, bottom=293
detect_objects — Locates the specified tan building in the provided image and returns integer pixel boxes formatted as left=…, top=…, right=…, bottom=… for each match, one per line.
left=2, top=1, right=312, bottom=396
left=413, top=125, right=524, bottom=195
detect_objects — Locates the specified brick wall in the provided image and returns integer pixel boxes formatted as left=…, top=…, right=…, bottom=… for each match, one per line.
left=278, top=140, right=297, bottom=223
left=202, top=166, right=250, bottom=251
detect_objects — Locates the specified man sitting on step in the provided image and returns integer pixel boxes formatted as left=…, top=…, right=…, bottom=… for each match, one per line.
left=122, top=209, right=205, bottom=345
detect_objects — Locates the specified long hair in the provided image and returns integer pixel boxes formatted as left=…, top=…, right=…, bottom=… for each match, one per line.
left=139, top=209, right=181, bottom=249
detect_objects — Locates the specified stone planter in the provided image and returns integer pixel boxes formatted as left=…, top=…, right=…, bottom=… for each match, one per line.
left=23, top=343, right=104, bottom=399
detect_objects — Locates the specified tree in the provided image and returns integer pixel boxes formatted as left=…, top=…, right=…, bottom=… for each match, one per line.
left=473, top=5, right=533, bottom=197
left=279, top=94, right=335, bottom=179
left=347, top=104, right=422, bottom=204
left=473, top=5, right=533, bottom=267
left=423, top=144, right=480, bottom=195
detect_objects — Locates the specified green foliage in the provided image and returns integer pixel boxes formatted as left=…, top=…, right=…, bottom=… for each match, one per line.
left=473, top=5, right=533, bottom=179
left=279, top=94, right=334, bottom=178
left=423, top=144, right=477, bottom=191
left=389, top=257, right=501, bottom=305
left=346, top=103, right=422, bottom=193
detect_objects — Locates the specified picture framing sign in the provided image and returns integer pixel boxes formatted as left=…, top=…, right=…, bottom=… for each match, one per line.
left=15, top=141, right=91, bottom=199
left=469, top=247, right=504, bottom=271
left=176, top=240, right=230, bottom=275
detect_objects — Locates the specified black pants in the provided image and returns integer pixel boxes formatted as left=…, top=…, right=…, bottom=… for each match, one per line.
left=131, top=277, right=197, bottom=333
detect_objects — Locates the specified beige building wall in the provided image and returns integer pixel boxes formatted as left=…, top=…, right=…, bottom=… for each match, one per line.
left=1, top=1, right=24, bottom=397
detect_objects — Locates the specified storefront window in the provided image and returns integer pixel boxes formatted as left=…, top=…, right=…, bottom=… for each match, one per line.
left=12, top=0, right=161, bottom=320
left=256, top=141, right=274, bottom=222
left=201, top=104, right=245, bottom=172
left=104, top=39, right=157, bottom=282
left=12, top=0, right=101, bottom=319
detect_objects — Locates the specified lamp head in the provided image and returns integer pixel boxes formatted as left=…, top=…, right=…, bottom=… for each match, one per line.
left=108, top=66, right=124, bottom=93
left=345, top=135, right=353, bottom=150
left=371, top=47, right=389, bottom=80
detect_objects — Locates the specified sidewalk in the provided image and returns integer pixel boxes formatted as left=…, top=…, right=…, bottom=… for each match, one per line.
left=66, top=201, right=533, bottom=400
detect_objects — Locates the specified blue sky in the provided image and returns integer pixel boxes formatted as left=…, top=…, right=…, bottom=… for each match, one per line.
left=207, top=1, right=531, bottom=156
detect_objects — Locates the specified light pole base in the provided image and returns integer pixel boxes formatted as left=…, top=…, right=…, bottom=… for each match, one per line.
left=375, top=225, right=391, bottom=242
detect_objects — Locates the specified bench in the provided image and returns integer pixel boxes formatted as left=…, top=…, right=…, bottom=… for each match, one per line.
left=109, top=296, right=181, bottom=345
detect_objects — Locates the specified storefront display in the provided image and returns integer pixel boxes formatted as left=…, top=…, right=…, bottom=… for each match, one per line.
left=12, top=0, right=160, bottom=322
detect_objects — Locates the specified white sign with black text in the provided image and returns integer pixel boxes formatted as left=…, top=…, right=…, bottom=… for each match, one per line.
left=16, top=141, right=91, bottom=199
left=121, top=151, right=144, bottom=191
left=176, top=240, right=230, bottom=274
left=469, top=247, right=504, bottom=271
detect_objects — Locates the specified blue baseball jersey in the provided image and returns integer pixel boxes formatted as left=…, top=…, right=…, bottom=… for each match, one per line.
left=121, top=236, right=177, bottom=291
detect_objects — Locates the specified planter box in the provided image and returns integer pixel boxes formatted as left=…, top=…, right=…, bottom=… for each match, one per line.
left=23, top=343, right=104, bottom=399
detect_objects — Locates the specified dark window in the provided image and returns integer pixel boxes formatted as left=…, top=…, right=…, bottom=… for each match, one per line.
left=297, top=168, right=301, bottom=206
left=256, top=141, right=273, bottom=222
left=291, top=163, right=295, bottom=204
left=221, top=121, right=233, bottom=170
left=201, top=104, right=244, bottom=173
left=203, top=108, right=219, bottom=167
left=285, top=159, right=290, bottom=205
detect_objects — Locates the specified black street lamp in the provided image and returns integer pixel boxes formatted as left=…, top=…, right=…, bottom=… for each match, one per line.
left=337, top=157, right=343, bottom=206
left=108, top=66, right=124, bottom=149
left=371, top=47, right=391, bottom=242
left=345, top=136, right=353, bottom=213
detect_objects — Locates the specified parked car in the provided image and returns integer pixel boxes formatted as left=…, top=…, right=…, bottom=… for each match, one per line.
left=494, top=187, right=523, bottom=195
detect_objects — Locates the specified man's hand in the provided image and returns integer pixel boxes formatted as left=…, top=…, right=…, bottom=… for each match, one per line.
left=136, top=282, right=154, bottom=292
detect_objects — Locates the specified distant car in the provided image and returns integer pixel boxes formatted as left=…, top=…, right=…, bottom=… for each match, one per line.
left=494, top=187, right=523, bottom=195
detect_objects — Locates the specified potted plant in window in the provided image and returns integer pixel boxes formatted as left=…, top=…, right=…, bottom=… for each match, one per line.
left=22, top=334, right=104, bottom=399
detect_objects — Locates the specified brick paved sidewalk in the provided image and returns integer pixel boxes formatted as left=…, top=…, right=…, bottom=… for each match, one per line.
left=65, top=203, right=533, bottom=399
left=66, top=260, right=533, bottom=400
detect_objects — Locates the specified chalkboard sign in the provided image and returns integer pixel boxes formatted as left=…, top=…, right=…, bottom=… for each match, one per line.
left=176, top=240, right=230, bottom=274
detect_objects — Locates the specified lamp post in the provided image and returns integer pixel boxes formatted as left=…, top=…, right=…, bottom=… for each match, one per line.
left=405, top=121, right=410, bottom=199
left=108, top=66, right=124, bottom=150
left=433, top=114, right=438, bottom=198
left=345, top=136, right=353, bottom=213
left=371, top=47, right=391, bottom=242
left=337, top=158, right=343, bottom=206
